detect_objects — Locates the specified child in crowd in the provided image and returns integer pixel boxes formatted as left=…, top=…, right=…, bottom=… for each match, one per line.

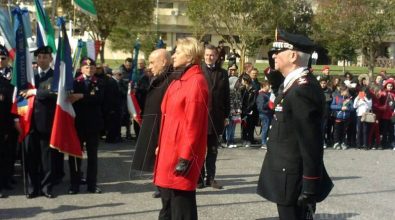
left=240, top=74, right=258, bottom=147
left=320, top=78, right=333, bottom=148
left=256, top=81, right=274, bottom=149
left=225, top=64, right=241, bottom=148
left=368, top=87, right=382, bottom=149
left=353, top=86, right=372, bottom=149
left=331, top=85, right=353, bottom=150
left=378, top=78, right=395, bottom=149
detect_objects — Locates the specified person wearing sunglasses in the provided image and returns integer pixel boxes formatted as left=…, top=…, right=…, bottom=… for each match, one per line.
left=257, top=29, right=333, bottom=220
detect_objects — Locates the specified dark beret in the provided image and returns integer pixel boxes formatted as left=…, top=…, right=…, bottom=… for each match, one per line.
left=80, top=57, right=96, bottom=67
left=34, top=46, right=53, bottom=56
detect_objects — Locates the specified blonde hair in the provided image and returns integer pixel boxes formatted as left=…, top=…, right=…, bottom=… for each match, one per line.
left=176, top=37, right=204, bottom=65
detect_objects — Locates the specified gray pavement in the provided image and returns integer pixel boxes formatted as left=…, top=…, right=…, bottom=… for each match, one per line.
left=1, top=139, right=395, bottom=220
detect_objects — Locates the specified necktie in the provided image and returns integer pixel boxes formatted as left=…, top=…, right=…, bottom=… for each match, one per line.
left=85, top=78, right=91, bottom=89
left=40, top=72, right=45, bottom=78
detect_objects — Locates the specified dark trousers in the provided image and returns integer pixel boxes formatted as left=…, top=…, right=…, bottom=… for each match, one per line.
left=333, top=119, right=350, bottom=144
left=106, top=111, right=122, bottom=142
left=133, top=120, right=140, bottom=138
left=322, top=116, right=333, bottom=145
left=158, top=187, right=197, bottom=220
left=25, top=131, right=55, bottom=194
left=199, top=134, right=218, bottom=184
left=380, top=119, right=394, bottom=148
left=277, top=203, right=315, bottom=220
left=242, top=115, right=255, bottom=142
left=53, top=151, right=64, bottom=182
left=346, top=111, right=357, bottom=146
left=3, top=129, right=18, bottom=184
left=69, top=132, right=99, bottom=190
left=356, top=116, right=369, bottom=147
left=0, top=134, right=6, bottom=191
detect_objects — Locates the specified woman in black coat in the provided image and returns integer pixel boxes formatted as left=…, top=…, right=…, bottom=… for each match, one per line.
left=240, top=74, right=258, bottom=147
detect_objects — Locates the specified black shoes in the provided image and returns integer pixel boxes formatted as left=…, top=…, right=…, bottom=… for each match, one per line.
left=26, top=191, right=40, bottom=199
left=43, top=191, right=55, bottom=199
left=87, top=186, right=102, bottom=194
left=68, top=187, right=79, bottom=195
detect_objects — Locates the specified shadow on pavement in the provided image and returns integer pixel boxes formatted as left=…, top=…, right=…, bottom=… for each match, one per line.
left=50, top=203, right=125, bottom=214
left=0, top=207, right=43, bottom=219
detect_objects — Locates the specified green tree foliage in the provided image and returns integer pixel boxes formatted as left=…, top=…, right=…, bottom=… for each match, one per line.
left=187, top=0, right=313, bottom=71
left=59, top=0, right=154, bottom=63
left=314, top=0, right=395, bottom=75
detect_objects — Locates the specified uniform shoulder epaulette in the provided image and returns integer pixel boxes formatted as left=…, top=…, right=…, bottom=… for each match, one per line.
left=297, top=75, right=309, bottom=86
left=76, top=74, right=84, bottom=82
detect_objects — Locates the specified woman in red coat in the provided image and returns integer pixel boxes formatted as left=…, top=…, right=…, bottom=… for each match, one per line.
left=153, top=37, right=209, bottom=220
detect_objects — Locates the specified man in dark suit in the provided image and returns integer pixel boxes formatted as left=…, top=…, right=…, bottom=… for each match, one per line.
left=199, top=44, right=230, bottom=189
left=21, top=46, right=58, bottom=199
left=131, top=49, right=172, bottom=198
left=257, top=30, right=333, bottom=219
left=67, top=57, right=103, bottom=194
left=0, top=75, right=19, bottom=198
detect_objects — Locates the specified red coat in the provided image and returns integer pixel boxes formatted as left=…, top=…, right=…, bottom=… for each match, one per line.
left=153, top=65, right=209, bottom=191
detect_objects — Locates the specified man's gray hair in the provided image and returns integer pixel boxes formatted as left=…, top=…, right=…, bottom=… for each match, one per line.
left=296, top=51, right=311, bottom=67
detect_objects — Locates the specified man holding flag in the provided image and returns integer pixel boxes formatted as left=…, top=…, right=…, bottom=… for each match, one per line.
left=21, top=46, right=57, bottom=199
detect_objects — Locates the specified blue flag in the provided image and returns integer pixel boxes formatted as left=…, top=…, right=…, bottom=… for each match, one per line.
left=130, top=39, right=141, bottom=83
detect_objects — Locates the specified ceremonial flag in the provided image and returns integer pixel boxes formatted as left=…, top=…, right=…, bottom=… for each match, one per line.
left=0, top=8, right=15, bottom=59
left=50, top=17, right=82, bottom=157
left=10, top=7, right=35, bottom=142
left=126, top=39, right=142, bottom=125
left=34, top=0, right=56, bottom=54
left=72, top=0, right=97, bottom=18
left=126, top=83, right=142, bottom=126
left=268, top=93, right=275, bottom=110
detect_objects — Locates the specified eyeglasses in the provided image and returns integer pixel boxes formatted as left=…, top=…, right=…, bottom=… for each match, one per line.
left=272, top=49, right=289, bottom=55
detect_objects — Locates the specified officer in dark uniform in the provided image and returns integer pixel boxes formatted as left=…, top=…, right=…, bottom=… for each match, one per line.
left=67, top=57, right=103, bottom=194
left=0, top=45, right=18, bottom=189
left=21, top=46, right=58, bottom=199
left=0, top=75, right=19, bottom=198
left=199, top=44, right=230, bottom=189
left=257, top=30, right=333, bottom=220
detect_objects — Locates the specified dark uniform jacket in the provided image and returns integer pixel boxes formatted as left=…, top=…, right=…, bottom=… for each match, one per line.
left=32, top=68, right=57, bottom=135
left=131, top=68, right=173, bottom=172
left=73, top=75, right=104, bottom=134
left=257, top=69, right=333, bottom=205
left=0, top=77, right=15, bottom=135
left=202, top=64, right=230, bottom=135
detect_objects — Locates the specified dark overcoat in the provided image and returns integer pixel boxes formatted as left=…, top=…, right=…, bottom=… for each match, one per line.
left=131, top=69, right=172, bottom=172
left=257, top=70, right=333, bottom=205
left=73, top=75, right=104, bottom=134
left=0, top=77, right=14, bottom=135
left=202, top=64, right=230, bottom=135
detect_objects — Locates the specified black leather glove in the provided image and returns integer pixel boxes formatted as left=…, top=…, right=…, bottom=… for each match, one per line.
left=174, top=158, right=191, bottom=176
left=297, top=193, right=316, bottom=219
